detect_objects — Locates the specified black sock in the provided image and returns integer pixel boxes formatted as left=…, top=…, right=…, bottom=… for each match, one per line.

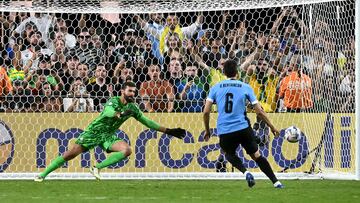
left=225, top=153, right=247, bottom=173
left=255, top=156, right=278, bottom=183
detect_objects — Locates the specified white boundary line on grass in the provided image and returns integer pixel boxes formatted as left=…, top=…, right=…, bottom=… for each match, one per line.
left=0, top=172, right=356, bottom=180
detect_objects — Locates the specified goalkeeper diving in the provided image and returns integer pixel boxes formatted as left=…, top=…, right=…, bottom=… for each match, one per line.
left=35, top=82, right=186, bottom=182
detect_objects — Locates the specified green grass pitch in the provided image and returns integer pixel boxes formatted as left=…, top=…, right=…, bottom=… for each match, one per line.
left=0, top=180, right=359, bottom=203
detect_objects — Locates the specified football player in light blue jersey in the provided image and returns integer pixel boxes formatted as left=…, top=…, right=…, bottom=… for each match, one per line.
left=203, top=59, right=283, bottom=189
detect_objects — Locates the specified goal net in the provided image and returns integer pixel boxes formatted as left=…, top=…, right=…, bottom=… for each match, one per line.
left=0, top=0, right=357, bottom=180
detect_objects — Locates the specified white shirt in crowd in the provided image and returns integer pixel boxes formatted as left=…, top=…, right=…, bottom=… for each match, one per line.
left=64, top=33, right=77, bottom=49
left=339, top=75, right=353, bottom=94
left=47, top=33, right=76, bottom=53
left=63, top=98, right=94, bottom=112
left=15, top=14, right=54, bottom=43
left=21, top=48, right=53, bottom=70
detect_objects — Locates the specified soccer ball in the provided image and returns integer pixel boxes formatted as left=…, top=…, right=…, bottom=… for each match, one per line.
left=284, top=126, right=302, bottom=143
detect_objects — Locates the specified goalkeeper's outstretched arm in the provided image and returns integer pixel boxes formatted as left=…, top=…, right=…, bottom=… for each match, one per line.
left=137, top=114, right=186, bottom=139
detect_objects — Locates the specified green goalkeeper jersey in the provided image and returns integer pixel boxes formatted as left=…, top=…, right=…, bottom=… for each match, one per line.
left=85, top=96, right=160, bottom=134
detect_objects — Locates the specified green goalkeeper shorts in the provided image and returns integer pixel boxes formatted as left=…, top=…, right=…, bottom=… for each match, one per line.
left=75, top=131, right=122, bottom=152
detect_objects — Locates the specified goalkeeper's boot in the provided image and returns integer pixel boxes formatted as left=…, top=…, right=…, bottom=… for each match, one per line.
left=274, top=181, right=284, bottom=189
left=90, top=166, right=101, bottom=180
left=245, top=173, right=255, bottom=188
left=34, top=175, right=45, bottom=182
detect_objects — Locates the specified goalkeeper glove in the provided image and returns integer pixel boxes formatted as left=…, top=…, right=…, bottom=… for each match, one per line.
left=165, top=128, right=186, bottom=139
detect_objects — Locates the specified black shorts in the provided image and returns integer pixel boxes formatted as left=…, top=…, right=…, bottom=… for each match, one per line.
left=219, top=127, right=258, bottom=155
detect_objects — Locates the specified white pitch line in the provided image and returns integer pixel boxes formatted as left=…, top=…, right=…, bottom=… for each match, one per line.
left=83, top=196, right=107, bottom=200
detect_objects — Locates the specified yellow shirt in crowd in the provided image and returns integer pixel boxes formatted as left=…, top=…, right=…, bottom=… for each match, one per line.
left=249, top=74, right=279, bottom=112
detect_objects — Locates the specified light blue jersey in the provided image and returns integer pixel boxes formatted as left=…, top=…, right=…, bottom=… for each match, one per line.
left=206, top=79, right=258, bottom=135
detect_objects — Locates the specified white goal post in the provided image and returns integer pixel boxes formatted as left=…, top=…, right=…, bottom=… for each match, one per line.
left=0, top=0, right=358, bottom=180
left=355, top=0, right=360, bottom=181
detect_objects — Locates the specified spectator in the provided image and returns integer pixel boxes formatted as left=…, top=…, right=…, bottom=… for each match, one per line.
left=114, top=66, right=134, bottom=85
left=247, top=58, right=280, bottom=113
left=7, top=64, right=25, bottom=83
left=135, top=14, right=203, bottom=56
left=68, top=28, right=103, bottom=71
left=271, top=8, right=295, bottom=50
left=92, top=34, right=104, bottom=56
left=77, top=63, right=90, bottom=85
left=52, top=31, right=66, bottom=44
left=13, top=13, right=55, bottom=45
left=227, top=22, right=248, bottom=62
left=167, top=58, right=183, bottom=85
left=23, top=54, right=63, bottom=94
left=140, top=63, right=174, bottom=112
left=0, top=66, right=13, bottom=101
left=202, top=37, right=226, bottom=69
left=143, top=13, right=165, bottom=63
left=271, top=7, right=307, bottom=66
left=163, top=32, right=183, bottom=56
left=111, top=28, right=144, bottom=67
left=38, top=82, right=62, bottom=112
left=17, top=30, right=52, bottom=71
left=193, top=53, right=227, bottom=88
left=312, top=75, right=336, bottom=113
left=63, top=78, right=94, bottom=112
left=279, top=54, right=313, bottom=112
left=1, top=13, right=28, bottom=47
left=113, top=65, right=135, bottom=96
left=267, top=36, right=287, bottom=71
left=54, top=18, right=76, bottom=49
left=142, top=38, right=156, bottom=61
left=103, top=41, right=117, bottom=65
left=86, top=64, right=112, bottom=111
left=5, top=80, right=33, bottom=112
left=2, top=45, right=26, bottom=83
left=337, top=36, right=355, bottom=75
left=15, top=23, right=34, bottom=48
left=163, top=48, right=184, bottom=79
left=177, top=63, right=206, bottom=112
left=60, top=55, right=80, bottom=93
left=24, top=71, right=45, bottom=95
left=133, top=56, right=147, bottom=86
left=235, top=32, right=266, bottom=82
left=0, top=8, right=353, bottom=115
left=196, top=28, right=215, bottom=55
left=38, top=54, right=63, bottom=91
left=217, top=12, right=232, bottom=52
left=339, top=59, right=355, bottom=112
left=51, top=39, right=67, bottom=65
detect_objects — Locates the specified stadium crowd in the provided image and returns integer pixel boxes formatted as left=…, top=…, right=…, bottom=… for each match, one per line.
left=0, top=7, right=355, bottom=113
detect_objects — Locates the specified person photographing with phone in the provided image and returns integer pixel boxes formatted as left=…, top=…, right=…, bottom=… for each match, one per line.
left=63, top=77, right=94, bottom=112
left=176, top=62, right=206, bottom=112
left=23, top=54, right=64, bottom=95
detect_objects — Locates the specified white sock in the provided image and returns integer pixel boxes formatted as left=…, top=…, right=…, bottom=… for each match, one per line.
left=244, top=171, right=250, bottom=176
left=273, top=181, right=282, bottom=187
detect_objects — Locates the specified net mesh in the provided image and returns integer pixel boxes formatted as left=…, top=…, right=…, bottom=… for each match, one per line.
left=0, top=0, right=356, bottom=179
left=0, top=0, right=345, bottom=13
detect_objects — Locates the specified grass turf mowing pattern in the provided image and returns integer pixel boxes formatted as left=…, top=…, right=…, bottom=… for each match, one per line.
left=0, top=180, right=359, bottom=203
